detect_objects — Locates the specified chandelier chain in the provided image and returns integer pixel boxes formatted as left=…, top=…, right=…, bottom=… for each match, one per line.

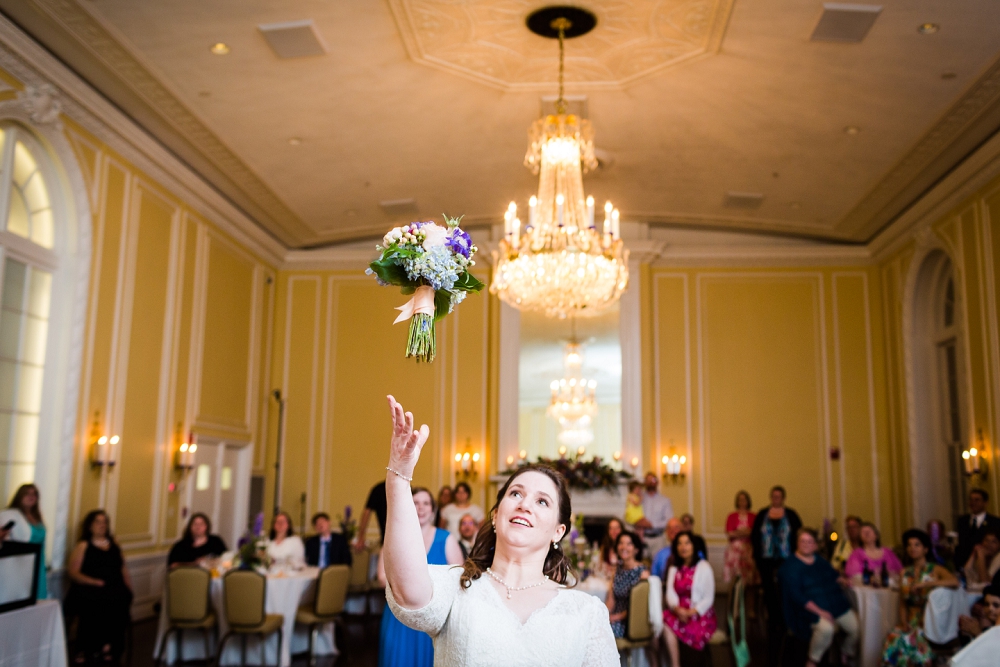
left=553, top=18, right=569, bottom=114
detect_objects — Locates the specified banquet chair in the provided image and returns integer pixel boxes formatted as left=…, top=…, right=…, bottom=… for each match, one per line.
left=347, top=547, right=375, bottom=618
left=615, top=579, right=653, bottom=667
left=295, top=565, right=350, bottom=666
left=216, top=570, right=284, bottom=667
left=156, top=566, right=216, bottom=666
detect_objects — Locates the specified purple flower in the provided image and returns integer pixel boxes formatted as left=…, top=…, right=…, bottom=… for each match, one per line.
left=344, top=505, right=352, bottom=520
left=238, top=535, right=250, bottom=548
left=253, top=512, right=264, bottom=536
left=446, top=228, right=472, bottom=258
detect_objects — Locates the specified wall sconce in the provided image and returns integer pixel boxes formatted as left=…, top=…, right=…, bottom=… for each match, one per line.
left=89, top=411, right=118, bottom=468
left=519, top=449, right=528, bottom=463
left=661, top=453, right=687, bottom=484
left=176, top=441, right=197, bottom=471
left=576, top=445, right=586, bottom=458
left=962, top=429, right=988, bottom=479
left=506, top=455, right=515, bottom=467
left=558, top=445, right=568, bottom=458
left=455, top=438, right=480, bottom=480
left=629, top=456, right=640, bottom=471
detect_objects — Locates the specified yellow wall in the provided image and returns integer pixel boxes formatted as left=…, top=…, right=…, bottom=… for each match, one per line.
left=641, top=266, right=894, bottom=542
left=878, top=175, right=1000, bottom=528
left=264, top=270, right=494, bottom=533
left=60, top=117, right=276, bottom=556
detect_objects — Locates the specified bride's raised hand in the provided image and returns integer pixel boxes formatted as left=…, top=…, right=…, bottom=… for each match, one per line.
left=387, top=395, right=429, bottom=477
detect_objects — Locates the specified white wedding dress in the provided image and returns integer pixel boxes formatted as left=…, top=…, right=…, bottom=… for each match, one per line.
left=386, top=564, right=619, bottom=666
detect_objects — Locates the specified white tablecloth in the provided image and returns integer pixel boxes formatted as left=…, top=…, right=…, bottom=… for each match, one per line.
left=153, top=567, right=336, bottom=666
left=576, top=575, right=610, bottom=600
left=924, top=587, right=980, bottom=644
left=951, top=626, right=1000, bottom=666
left=849, top=586, right=899, bottom=667
left=0, top=600, right=67, bottom=667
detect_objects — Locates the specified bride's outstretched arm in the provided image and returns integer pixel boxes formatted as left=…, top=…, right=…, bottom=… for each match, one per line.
left=382, top=395, right=433, bottom=609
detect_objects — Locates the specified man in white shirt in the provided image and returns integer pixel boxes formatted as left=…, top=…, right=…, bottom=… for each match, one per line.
left=634, top=472, right=674, bottom=551
left=457, top=513, right=479, bottom=559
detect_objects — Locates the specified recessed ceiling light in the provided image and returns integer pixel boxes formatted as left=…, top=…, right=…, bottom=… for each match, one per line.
left=917, top=23, right=939, bottom=35
left=210, top=42, right=230, bottom=55
left=941, top=72, right=957, bottom=80
left=288, top=137, right=302, bottom=146
left=844, top=125, right=861, bottom=135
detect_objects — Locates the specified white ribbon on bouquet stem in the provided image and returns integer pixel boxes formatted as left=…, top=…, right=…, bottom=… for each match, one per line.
left=394, top=285, right=436, bottom=324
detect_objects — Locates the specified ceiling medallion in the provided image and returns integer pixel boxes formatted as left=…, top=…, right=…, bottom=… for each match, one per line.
left=491, top=10, right=628, bottom=319
left=387, top=0, right=735, bottom=90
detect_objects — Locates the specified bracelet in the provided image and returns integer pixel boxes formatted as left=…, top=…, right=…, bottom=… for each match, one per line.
left=386, top=466, right=413, bottom=482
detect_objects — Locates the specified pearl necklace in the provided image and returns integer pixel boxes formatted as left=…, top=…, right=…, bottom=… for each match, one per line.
left=485, top=567, right=549, bottom=599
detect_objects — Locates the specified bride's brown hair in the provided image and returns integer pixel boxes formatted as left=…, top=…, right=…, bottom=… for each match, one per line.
left=460, top=463, right=575, bottom=588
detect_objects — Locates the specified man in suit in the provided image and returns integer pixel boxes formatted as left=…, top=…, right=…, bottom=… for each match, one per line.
left=956, top=489, right=1000, bottom=570
left=305, top=512, right=352, bottom=569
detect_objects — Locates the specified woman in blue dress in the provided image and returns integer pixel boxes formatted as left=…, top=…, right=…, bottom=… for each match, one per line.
left=377, top=486, right=464, bottom=667
left=0, top=484, right=48, bottom=599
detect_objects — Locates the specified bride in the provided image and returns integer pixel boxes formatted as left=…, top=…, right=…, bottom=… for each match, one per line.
left=382, top=396, right=618, bottom=666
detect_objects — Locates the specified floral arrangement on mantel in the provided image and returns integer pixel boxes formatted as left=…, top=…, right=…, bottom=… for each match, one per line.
left=367, top=215, right=484, bottom=363
left=500, top=455, right=632, bottom=491
left=338, top=505, right=357, bottom=542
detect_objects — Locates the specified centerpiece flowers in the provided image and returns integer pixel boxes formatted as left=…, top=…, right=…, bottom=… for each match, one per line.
left=367, top=215, right=484, bottom=362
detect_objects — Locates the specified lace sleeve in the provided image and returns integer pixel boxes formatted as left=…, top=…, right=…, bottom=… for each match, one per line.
left=384, top=564, right=461, bottom=637
left=582, top=594, right=620, bottom=666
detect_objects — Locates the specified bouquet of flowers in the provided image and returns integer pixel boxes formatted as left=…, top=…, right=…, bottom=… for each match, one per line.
left=234, top=512, right=272, bottom=573
left=367, top=215, right=484, bottom=362
left=338, top=505, right=357, bottom=542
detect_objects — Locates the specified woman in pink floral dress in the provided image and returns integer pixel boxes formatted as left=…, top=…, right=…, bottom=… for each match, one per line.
left=724, top=490, right=759, bottom=585
left=662, top=532, right=717, bottom=667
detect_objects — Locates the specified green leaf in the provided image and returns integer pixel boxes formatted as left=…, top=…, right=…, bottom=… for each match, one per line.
left=454, top=271, right=486, bottom=293
left=434, top=289, right=451, bottom=320
left=368, top=257, right=416, bottom=288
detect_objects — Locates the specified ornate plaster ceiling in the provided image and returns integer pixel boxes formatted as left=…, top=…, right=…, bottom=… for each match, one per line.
left=1, top=0, right=1000, bottom=250
left=387, top=0, right=735, bottom=89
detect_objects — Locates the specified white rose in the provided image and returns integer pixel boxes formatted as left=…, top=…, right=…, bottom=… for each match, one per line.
left=422, top=223, right=448, bottom=249
left=383, top=227, right=403, bottom=246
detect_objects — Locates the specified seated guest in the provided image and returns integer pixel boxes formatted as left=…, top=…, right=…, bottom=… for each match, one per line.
left=624, top=481, right=645, bottom=527
left=434, top=485, right=453, bottom=529
left=724, top=490, right=759, bottom=586
left=167, top=512, right=227, bottom=568
left=606, top=530, right=649, bottom=638
left=956, top=489, right=1000, bottom=571
left=680, top=513, right=695, bottom=532
left=661, top=531, right=717, bottom=667
left=599, top=517, right=624, bottom=576
left=304, top=512, right=351, bottom=568
left=960, top=589, right=1000, bottom=641
left=1, top=483, right=48, bottom=599
left=845, top=522, right=902, bottom=586
left=651, top=518, right=683, bottom=579
left=964, top=528, right=1000, bottom=591
left=457, top=513, right=478, bottom=560
left=438, top=482, right=484, bottom=539
left=780, top=528, right=858, bottom=667
left=830, top=515, right=862, bottom=572
left=65, top=510, right=133, bottom=664
left=881, top=529, right=959, bottom=664
left=267, top=511, right=305, bottom=568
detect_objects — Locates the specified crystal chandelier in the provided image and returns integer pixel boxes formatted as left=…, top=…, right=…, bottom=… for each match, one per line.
left=548, top=341, right=598, bottom=437
left=490, top=15, right=629, bottom=319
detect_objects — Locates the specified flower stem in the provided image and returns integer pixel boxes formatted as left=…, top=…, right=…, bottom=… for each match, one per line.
left=406, top=313, right=436, bottom=363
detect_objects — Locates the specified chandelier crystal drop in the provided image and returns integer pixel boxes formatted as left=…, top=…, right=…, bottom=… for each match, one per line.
left=490, top=17, right=629, bottom=319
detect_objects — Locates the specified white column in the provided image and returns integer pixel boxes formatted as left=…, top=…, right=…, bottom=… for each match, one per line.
left=619, top=258, right=643, bottom=472
left=497, top=302, right=520, bottom=465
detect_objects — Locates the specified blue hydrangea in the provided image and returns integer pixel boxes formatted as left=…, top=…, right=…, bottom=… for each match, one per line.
left=402, top=245, right=464, bottom=291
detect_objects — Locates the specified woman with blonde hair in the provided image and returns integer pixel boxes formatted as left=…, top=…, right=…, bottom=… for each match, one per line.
left=381, top=395, right=618, bottom=665
left=0, top=483, right=47, bottom=598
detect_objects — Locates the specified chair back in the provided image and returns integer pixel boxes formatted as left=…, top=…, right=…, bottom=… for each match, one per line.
left=223, top=569, right=267, bottom=627
left=626, top=579, right=653, bottom=642
left=349, top=548, right=371, bottom=588
left=167, top=566, right=212, bottom=622
left=314, top=565, right=350, bottom=616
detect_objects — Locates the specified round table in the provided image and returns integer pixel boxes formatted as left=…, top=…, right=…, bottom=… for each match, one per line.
left=575, top=575, right=609, bottom=600
left=154, top=566, right=336, bottom=666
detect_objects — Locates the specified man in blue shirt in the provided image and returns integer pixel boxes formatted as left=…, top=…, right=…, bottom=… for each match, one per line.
left=305, top=513, right=352, bottom=569
left=651, top=518, right=683, bottom=579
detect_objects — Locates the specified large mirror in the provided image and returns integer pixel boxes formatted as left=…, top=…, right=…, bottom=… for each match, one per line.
left=518, top=305, right=622, bottom=462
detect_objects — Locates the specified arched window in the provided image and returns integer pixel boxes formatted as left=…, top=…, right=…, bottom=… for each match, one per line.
left=0, top=125, right=56, bottom=503
left=909, top=249, right=967, bottom=526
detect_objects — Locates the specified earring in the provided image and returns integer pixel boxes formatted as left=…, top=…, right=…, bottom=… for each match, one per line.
left=492, top=522, right=496, bottom=533
left=552, top=541, right=559, bottom=550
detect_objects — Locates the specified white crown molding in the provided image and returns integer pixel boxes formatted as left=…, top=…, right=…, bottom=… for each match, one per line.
left=0, top=15, right=287, bottom=267
left=652, top=243, right=871, bottom=267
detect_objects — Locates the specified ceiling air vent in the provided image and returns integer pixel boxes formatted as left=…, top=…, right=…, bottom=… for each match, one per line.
left=379, top=198, right=419, bottom=218
left=258, top=20, right=327, bottom=59
left=723, top=192, right=765, bottom=210
left=810, top=4, right=882, bottom=43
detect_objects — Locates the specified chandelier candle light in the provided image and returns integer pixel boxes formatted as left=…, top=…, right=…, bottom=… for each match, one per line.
left=491, top=11, right=628, bottom=319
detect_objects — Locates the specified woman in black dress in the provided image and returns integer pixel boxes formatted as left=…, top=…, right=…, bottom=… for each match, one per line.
left=606, top=530, right=649, bottom=638
left=167, top=512, right=227, bottom=568
left=65, top=510, right=133, bottom=663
